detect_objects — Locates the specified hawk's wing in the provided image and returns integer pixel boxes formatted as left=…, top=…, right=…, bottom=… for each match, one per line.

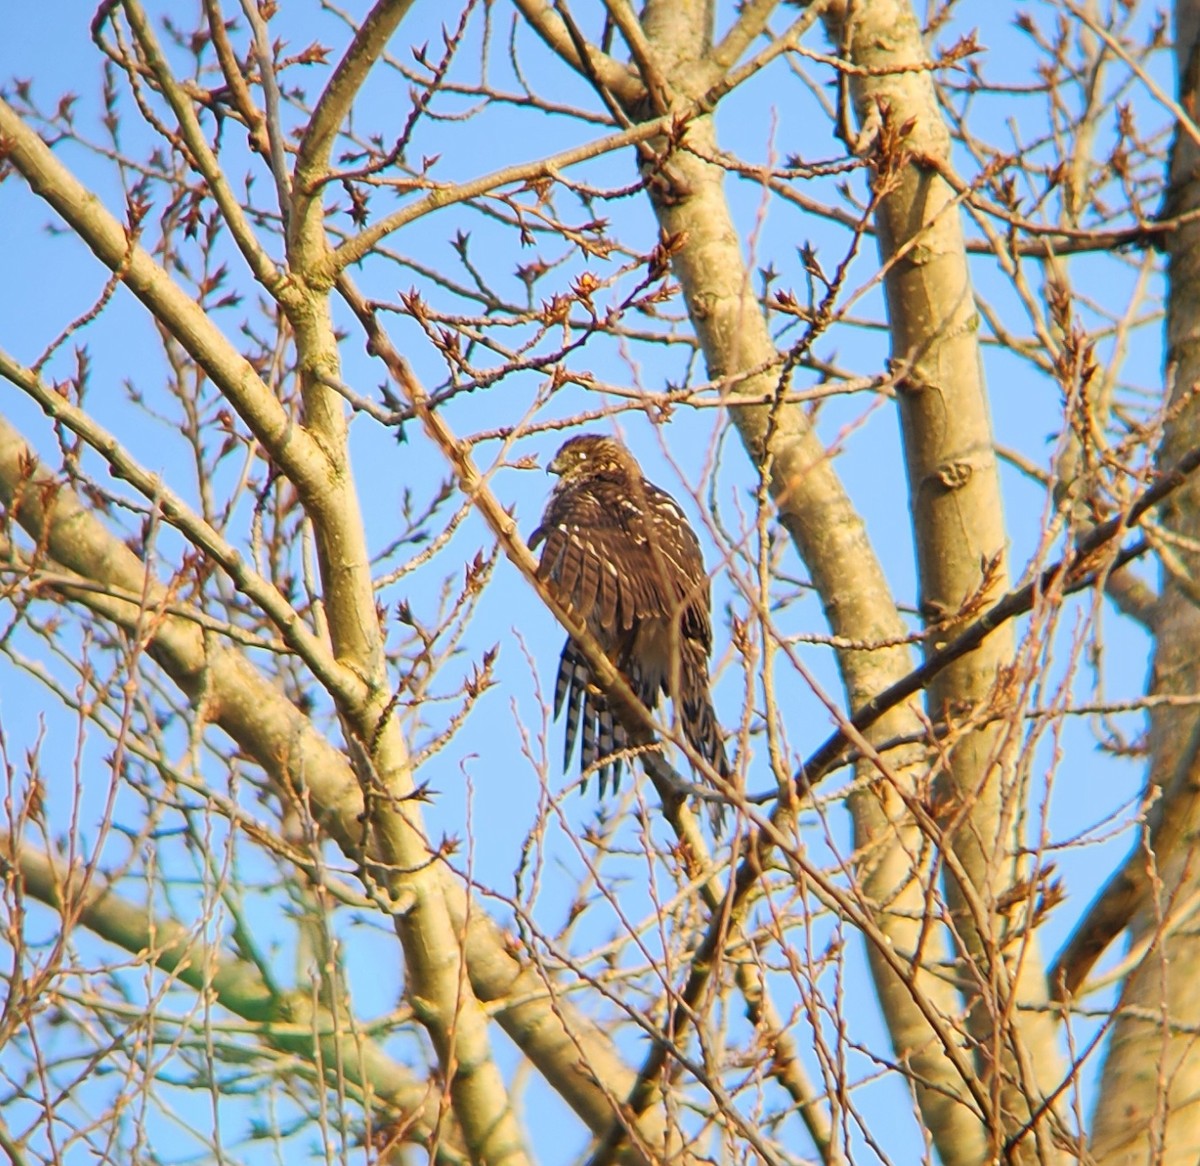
left=530, top=476, right=712, bottom=647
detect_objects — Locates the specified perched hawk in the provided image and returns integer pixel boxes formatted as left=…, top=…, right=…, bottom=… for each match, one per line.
left=529, top=433, right=730, bottom=799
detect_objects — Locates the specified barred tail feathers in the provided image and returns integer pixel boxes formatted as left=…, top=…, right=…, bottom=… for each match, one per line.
left=554, top=640, right=625, bottom=796
left=553, top=635, right=729, bottom=810
left=554, top=642, right=587, bottom=773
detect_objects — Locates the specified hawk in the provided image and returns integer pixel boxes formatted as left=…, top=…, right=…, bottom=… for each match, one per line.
left=529, top=433, right=730, bottom=800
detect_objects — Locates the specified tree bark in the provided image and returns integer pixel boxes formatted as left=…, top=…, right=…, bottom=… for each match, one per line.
left=1091, top=2, right=1200, bottom=1160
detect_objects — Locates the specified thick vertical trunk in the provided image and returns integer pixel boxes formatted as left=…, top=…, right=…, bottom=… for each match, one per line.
left=1090, top=3, right=1200, bottom=1161
left=829, top=0, right=1067, bottom=1157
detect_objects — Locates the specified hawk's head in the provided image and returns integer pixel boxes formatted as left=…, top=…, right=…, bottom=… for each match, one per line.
left=547, top=434, right=636, bottom=485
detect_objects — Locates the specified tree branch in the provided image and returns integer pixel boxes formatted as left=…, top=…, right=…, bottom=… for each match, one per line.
left=511, top=0, right=643, bottom=105
left=797, top=435, right=1200, bottom=790
left=291, top=0, right=416, bottom=271
left=0, top=830, right=466, bottom=1163
left=601, top=0, right=672, bottom=113
left=328, top=115, right=665, bottom=274
left=0, top=97, right=331, bottom=502
left=237, top=0, right=294, bottom=216
left=705, top=0, right=782, bottom=75
left=0, top=349, right=367, bottom=713
left=118, top=0, right=284, bottom=293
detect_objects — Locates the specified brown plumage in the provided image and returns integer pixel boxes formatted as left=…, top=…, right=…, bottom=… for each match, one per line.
left=529, top=433, right=730, bottom=800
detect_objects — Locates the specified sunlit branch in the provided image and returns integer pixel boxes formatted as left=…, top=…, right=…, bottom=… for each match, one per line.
left=601, top=0, right=671, bottom=113
left=328, top=114, right=672, bottom=273
left=116, top=0, right=284, bottom=293
left=0, top=350, right=367, bottom=713
left=511, top=0, right=643, bottom=104
left=237, top=0, right=294, bottom=217
left=705, top=0, right=783, bottom=75
left=796, top=534, right=1155, bottom=792
left=0, top=97, right=332, bottom=502
left=202, top=0, right=270, bottom=155
left=291, top=0, right=417, bottom=267
left=0, top=831, right=464, bottom=1163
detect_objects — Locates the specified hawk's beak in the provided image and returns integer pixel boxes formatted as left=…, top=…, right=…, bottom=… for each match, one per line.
left=546, top=452, right=565, bottom=476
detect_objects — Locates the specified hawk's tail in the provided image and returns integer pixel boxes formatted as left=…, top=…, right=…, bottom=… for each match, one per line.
left=554, top=637, right=732, bottom=822
left=554, top=641, right=629, bottom=797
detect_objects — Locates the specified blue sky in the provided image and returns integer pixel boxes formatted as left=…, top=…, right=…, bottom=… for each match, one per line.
left=0, top=2, right=1173, bottom=1162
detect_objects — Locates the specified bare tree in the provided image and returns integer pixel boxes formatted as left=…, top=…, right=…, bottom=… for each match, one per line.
left=0, top=1, right=1192, bottom=1163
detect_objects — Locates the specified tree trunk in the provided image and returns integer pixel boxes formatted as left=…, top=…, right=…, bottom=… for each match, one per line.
left=1091, top=3, right=1200, bottom=1161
